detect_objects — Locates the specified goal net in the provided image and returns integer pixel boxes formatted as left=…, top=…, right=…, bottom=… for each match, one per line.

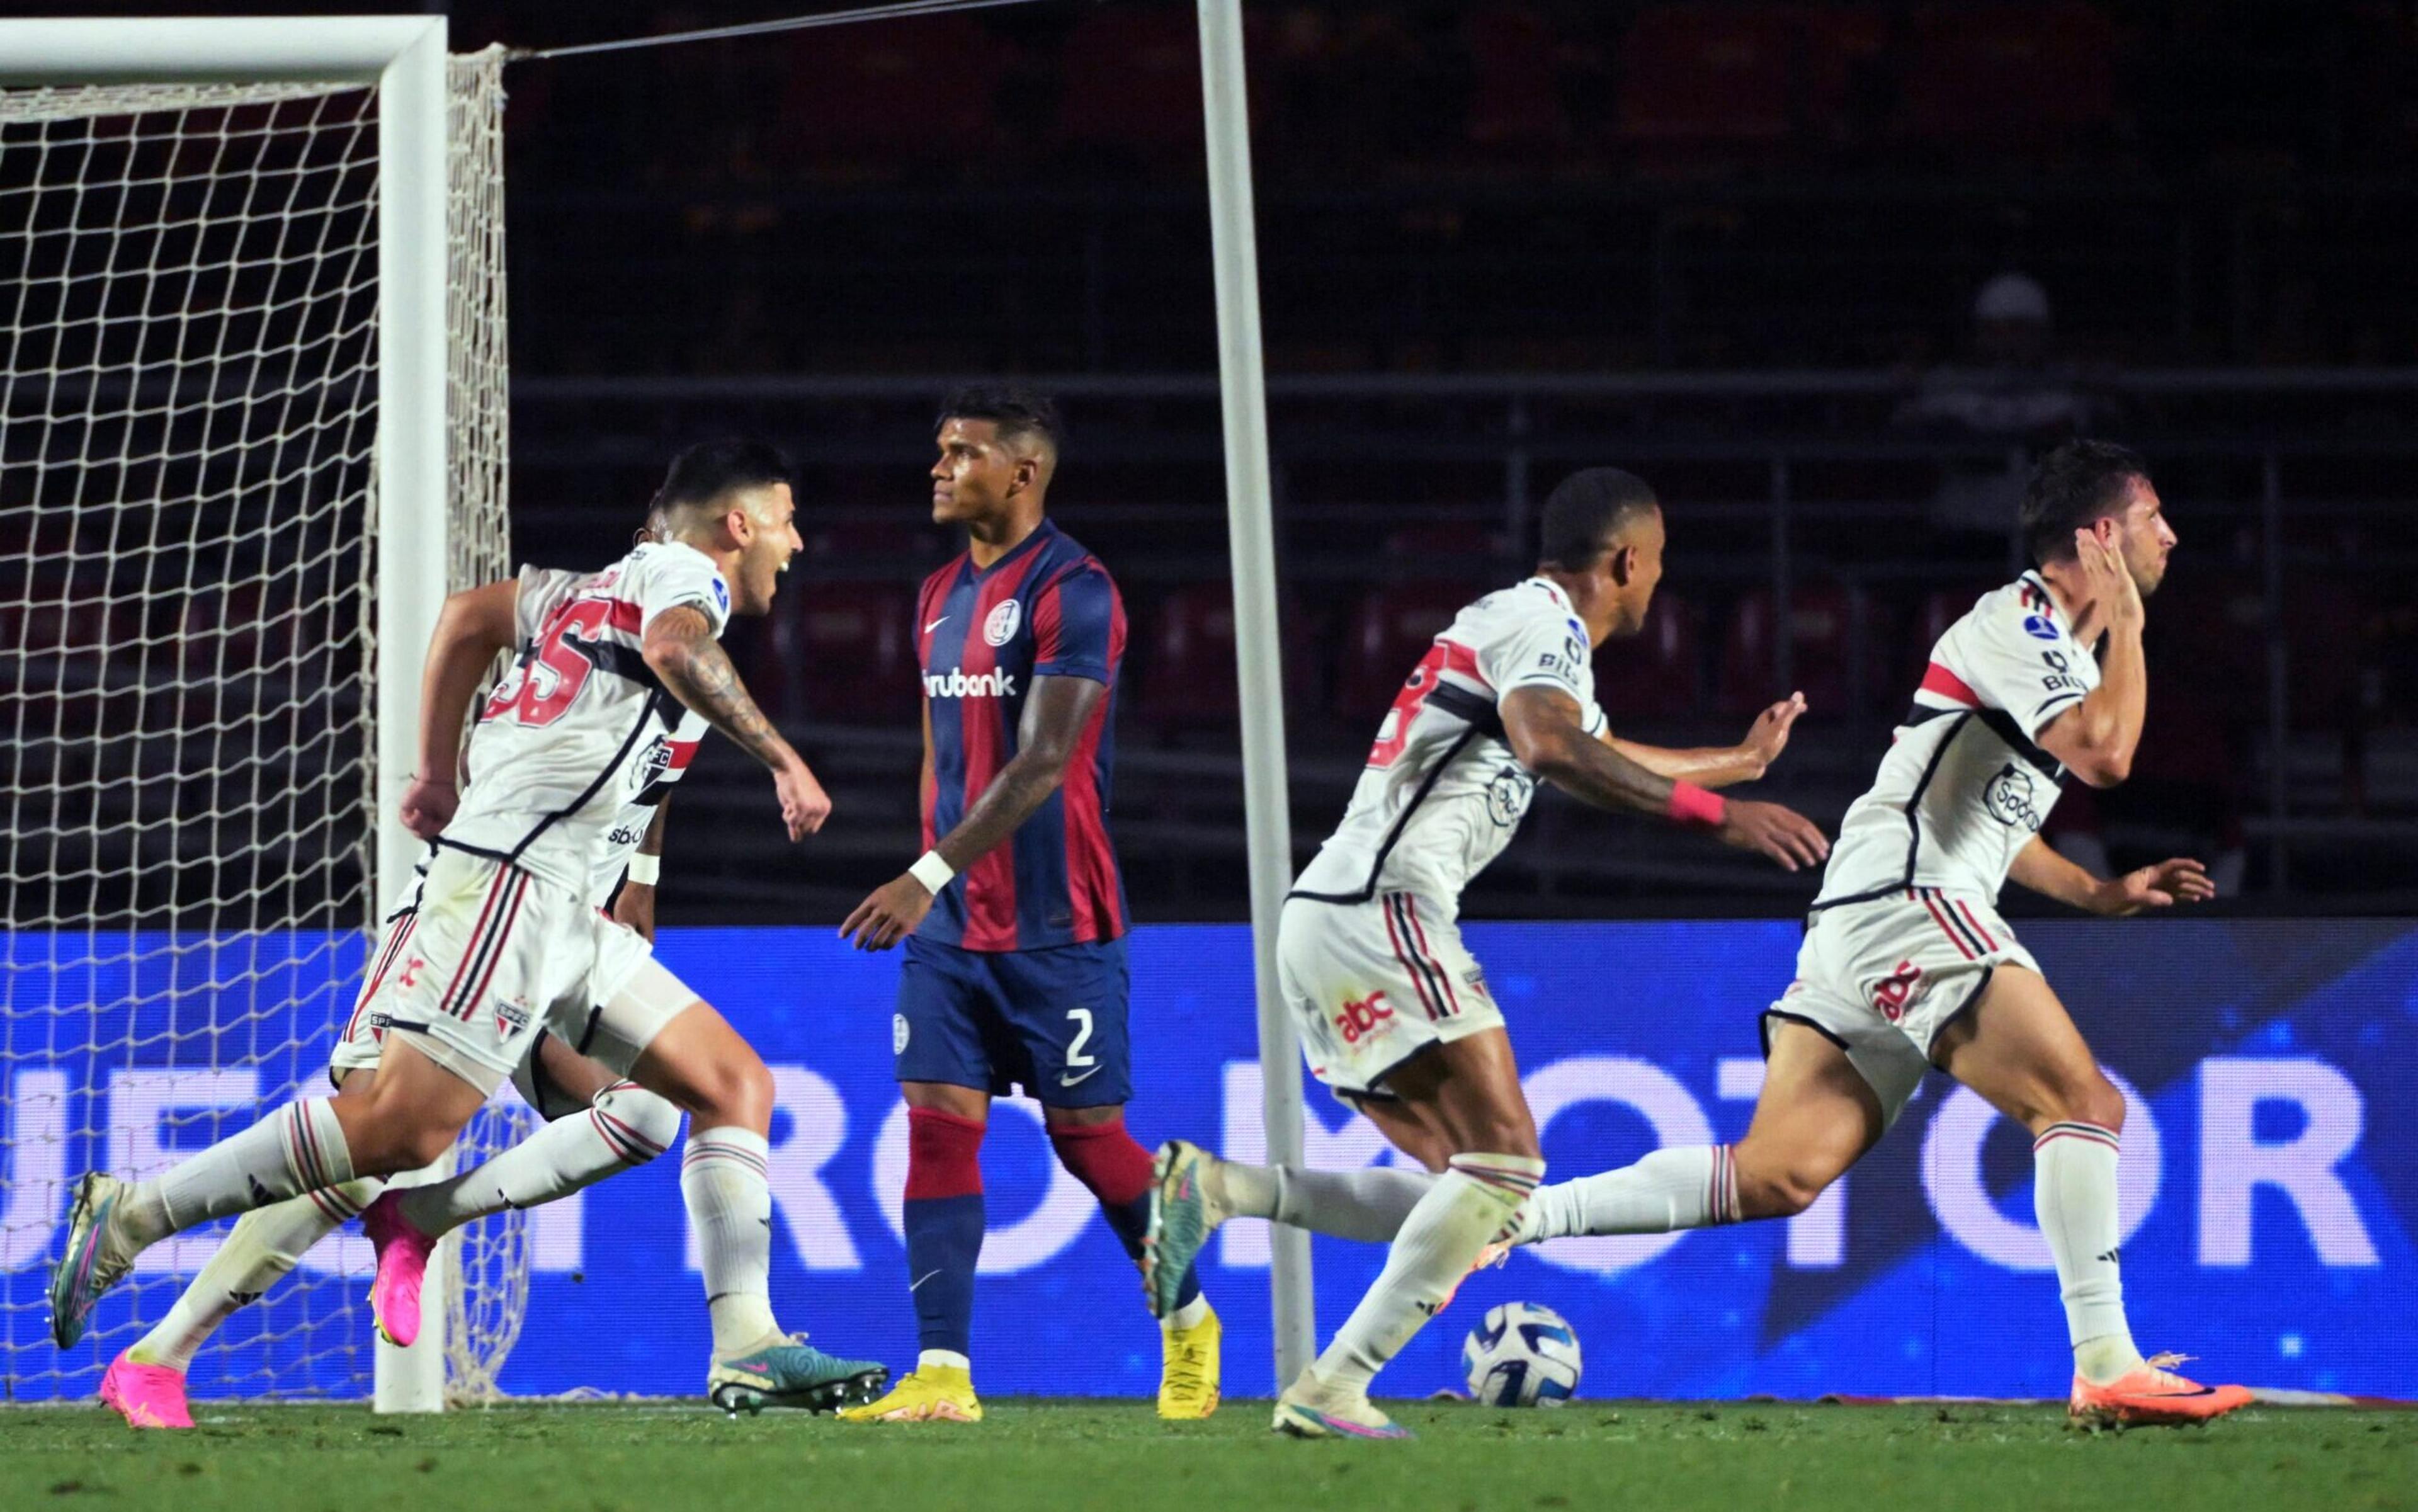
left=0, top=43, right=524, bottom=1402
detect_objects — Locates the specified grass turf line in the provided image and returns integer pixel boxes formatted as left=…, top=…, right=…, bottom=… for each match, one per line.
left=2, top=1401, right=2410, bottom=1512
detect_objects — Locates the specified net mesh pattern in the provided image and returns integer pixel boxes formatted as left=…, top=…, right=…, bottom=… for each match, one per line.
left=0, top=49, right=518, bottom=1402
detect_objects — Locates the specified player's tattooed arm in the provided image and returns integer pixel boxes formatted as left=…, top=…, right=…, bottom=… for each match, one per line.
left=1603, top=691, right=1807, bottom=787
left=2009, top=834, right=2213, bottom=918
left=612, top=797, right=670, bottom=942
left=840, top=674, right=1106, bottom=950
left=1502, top=685, right=1830, bottom=872
left=402, top=577, right=520, bottom=839
left=642, top=605, right=831, bottom=841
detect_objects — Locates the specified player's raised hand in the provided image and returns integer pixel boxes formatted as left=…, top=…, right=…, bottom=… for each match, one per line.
left=2074, top=527, right=2142, bottom=626
left=1715, top=798, right=1830, bottom=872
left=1740, top=691, right=1808, bottom=776
left=774, top=758, right=831, bottom=841
left=399, top=776, right=458, bottom=840
left=839, top=873, right=934, bottom=952
left=2096, top=856, right=2214, bottom=917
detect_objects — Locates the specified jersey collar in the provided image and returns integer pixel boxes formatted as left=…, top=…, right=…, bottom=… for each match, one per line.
left=2018, top=569, right=2065, bottom=628
left=968, top=517, right=1057, bottom=580
left=1524, top=575, right=1574, bottom=615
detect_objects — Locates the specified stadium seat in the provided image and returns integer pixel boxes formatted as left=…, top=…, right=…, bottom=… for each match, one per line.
left=1901, top=3, right=2116, bottom=147
left=1718, top=581, right=1863, bottom=715
left=1615, top=5, right=1796, bottom=150
left=1596, top=589, right=1702, bottom=719
left=1465, top=4, right=1570, bottom=154
left=1799, top=6, right=1892, bottom=147
left=1052, top=9, right=1209, bottom=168
left=1336, top=582, right=1476, bottom=723
left=771, top=15, right=1001, bottom=169
left=759, top=581, right=919, bottom=726
left=1138, top=582, right=1242, bottom=732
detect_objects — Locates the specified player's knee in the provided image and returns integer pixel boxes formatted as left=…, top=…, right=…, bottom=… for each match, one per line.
left=691, top=1054, right=774, bottom=1130
left=2062, top=1068, right=2125, bottom=1133
left=594, top=1083, right=684, bottom=1160
left=1735, top=1167, right=1824, bottom=1220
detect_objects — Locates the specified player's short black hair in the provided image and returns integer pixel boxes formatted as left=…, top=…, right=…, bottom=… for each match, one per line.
left=1538, top=468, right=1659, bottom=570
left=2020, top=440, right=2150, bottom=567
left=938, top=384, right=1063, bottom=454
left=654, top=438, right=793, bottom=515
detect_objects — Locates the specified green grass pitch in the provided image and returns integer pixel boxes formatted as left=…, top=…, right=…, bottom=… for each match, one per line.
left=3, top=1400, right=2410, bottom=1512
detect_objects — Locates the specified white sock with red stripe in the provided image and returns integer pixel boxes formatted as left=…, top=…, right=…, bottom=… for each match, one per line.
left=1210, top=1158, right=1437, bottom=1243
left=118, top=1098, right=359, bottom=1251
left=682, top=1124, right=781, bottom=1356
left=129, top=1179, right=382, bottom=1372
left=1514, top=1145, right=1738, bottom=1243
left=1317, top=1153, right=1544, bottom=1394
left=2033, top=1120, right=2144, bottom=1384
left=397, top=1083, right=683, bottom=1237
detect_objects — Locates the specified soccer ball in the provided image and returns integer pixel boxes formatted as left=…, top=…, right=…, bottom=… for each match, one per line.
left=1462, top=1302, right=1581, bottom=1407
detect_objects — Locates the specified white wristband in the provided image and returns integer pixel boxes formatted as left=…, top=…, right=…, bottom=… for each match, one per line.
left=908, top=850, right=955, bottom=895
left=625, top=853, right=661, bottom=887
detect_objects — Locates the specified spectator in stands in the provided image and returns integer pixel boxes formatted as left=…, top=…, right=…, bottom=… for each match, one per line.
left=1897, top=271, right=2101, bottom=545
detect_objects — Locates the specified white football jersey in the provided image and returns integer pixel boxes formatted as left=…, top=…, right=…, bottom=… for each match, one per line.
left=1815, top=571, right=2099, bottom=909
left=1292, top=577, right=1608, bottom=915
left=441, top=545, right=729, bottom=895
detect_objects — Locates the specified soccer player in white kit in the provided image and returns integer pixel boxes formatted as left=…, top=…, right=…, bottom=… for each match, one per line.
left=1145, top=468, right=1830, bottom=1438
left=52, top=441, right=887, bottom=1414
left=1511, top=441, right=2251, bottom=1426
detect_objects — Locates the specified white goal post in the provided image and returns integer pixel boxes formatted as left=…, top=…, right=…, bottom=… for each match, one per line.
left=0, top=16, right=513, bottom=1413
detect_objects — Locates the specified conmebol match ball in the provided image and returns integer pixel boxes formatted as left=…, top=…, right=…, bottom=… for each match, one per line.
left=1462, top=1301, right=1582, bottom=1407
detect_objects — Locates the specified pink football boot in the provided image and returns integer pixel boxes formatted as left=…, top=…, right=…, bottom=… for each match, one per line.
left=360, top=1191, right=439, bottom=1348
left=99, top=1351, right=193, bottom=1430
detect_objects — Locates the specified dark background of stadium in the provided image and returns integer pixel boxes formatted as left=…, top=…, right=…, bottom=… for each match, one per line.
left=59, top=0, right=2418, bottom=924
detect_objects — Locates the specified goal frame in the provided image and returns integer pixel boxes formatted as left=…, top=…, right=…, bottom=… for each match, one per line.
left=0, top=14, right=453, bottom=1414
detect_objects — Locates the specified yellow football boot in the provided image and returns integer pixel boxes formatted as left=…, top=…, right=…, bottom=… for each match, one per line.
left=1157, top=1303, right=1222, bottom=1419
left=836, top=1362, right=984, bottom=1423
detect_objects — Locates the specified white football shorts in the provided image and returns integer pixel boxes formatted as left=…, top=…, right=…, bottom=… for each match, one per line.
left=1278, top=892, right=1506, bottom=1101
left=1767, top=888, right=2041, bottom=1126
left=331, top=850, right=698, bottom=1093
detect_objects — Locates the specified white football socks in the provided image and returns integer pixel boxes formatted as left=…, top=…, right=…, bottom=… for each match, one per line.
left=681, top=1125, right=781, bottom=1357
left=1516, top=1145, right=1737, bottom=1242
left=120, top=1098, right=358, bottom=1252
left=1317, top=1153, right=1543, bottom=1394
left=2033, top=1122, right=2144, bottom=1383
left=397, top=1083, right=681, bottom=1237
left=128, top=1179, right=382, bottom=1372
left=1210, top=1158, right=1438, bottom=1244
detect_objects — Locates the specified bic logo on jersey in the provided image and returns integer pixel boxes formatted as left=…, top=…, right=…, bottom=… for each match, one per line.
left=922, top=668, right=1018, bottom=699
left=1334, top=991, right=1396, bottom=1046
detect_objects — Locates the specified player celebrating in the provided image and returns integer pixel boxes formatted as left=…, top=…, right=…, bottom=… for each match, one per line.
left=1145, top=467, right=1829, bottom=1439
left=834, top=387, right=1217, bottom=1423
left=54, top=441, right=887, bottom=1415
left=1505, top=441, right=2248, bottom=1426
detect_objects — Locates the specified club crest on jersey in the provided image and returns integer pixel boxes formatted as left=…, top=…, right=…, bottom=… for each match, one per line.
left=984, top=598, right=1022, bottom=646
left=1486, top=765, right=1537, bottom=827
left=632, top=736, right=675, bottom=792
left=494, top=996, right=533, bottom=1037
left=1985, top=761, right=2043, bottom=831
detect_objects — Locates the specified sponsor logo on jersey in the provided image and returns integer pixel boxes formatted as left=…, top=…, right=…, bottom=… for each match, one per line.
left=1485, top=765, right=1537, bottom=827
left=2022, top=613, right=2059, bottom=640
left=606, top=824, right=644, bottom=847
left=1334, top=991, right=1395, bottom=1046
left=922, top=668, right=1019, bottom=699
left=984, top=598, right=1021, bottom=647
left=1984, top=761, right=2043, bottom=831
left=711, top=576, right=730, bottom=615
left=1871, top=958, right=1924, bottom=1023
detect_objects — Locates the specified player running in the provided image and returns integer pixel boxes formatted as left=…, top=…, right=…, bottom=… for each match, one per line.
left=1502, top=441, right=2249, bottom=1427
left=834, top=387, right=1218, bottom=1423
left=1145, top=467, right=1829, bottom=1439
left=54, top=441, right=887, bottom=1416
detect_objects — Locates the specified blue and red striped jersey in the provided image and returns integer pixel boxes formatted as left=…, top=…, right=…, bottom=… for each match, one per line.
left=914, top=520, right=1129, bottom=952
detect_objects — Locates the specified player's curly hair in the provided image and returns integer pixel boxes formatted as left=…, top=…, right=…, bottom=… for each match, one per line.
left=652, top=438, right=793, bottom=517
left=2021, top=440, right=2150, bottom=567
left=1538, top=467, right=1659, bottom=571
left=938, top=384, right=1063, bottom=454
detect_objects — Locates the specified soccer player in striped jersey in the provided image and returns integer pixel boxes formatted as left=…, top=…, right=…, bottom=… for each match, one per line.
left=54, top=443, right=886, bottom=1416
left=1510, top=442, right=2249, bottom=1426
left=835, top=388, right=1217, bottom=1423
left=1144, top=469, right=1829, bottom=1439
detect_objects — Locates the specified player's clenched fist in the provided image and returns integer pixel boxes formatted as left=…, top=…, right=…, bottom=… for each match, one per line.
left=839, top=873, right=933, bottom=951
left=399, top=775, right=458, bottom=840
left=1715, top=798, right=1830, bottom=872
left=774, top=758, right=831, bottom=841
